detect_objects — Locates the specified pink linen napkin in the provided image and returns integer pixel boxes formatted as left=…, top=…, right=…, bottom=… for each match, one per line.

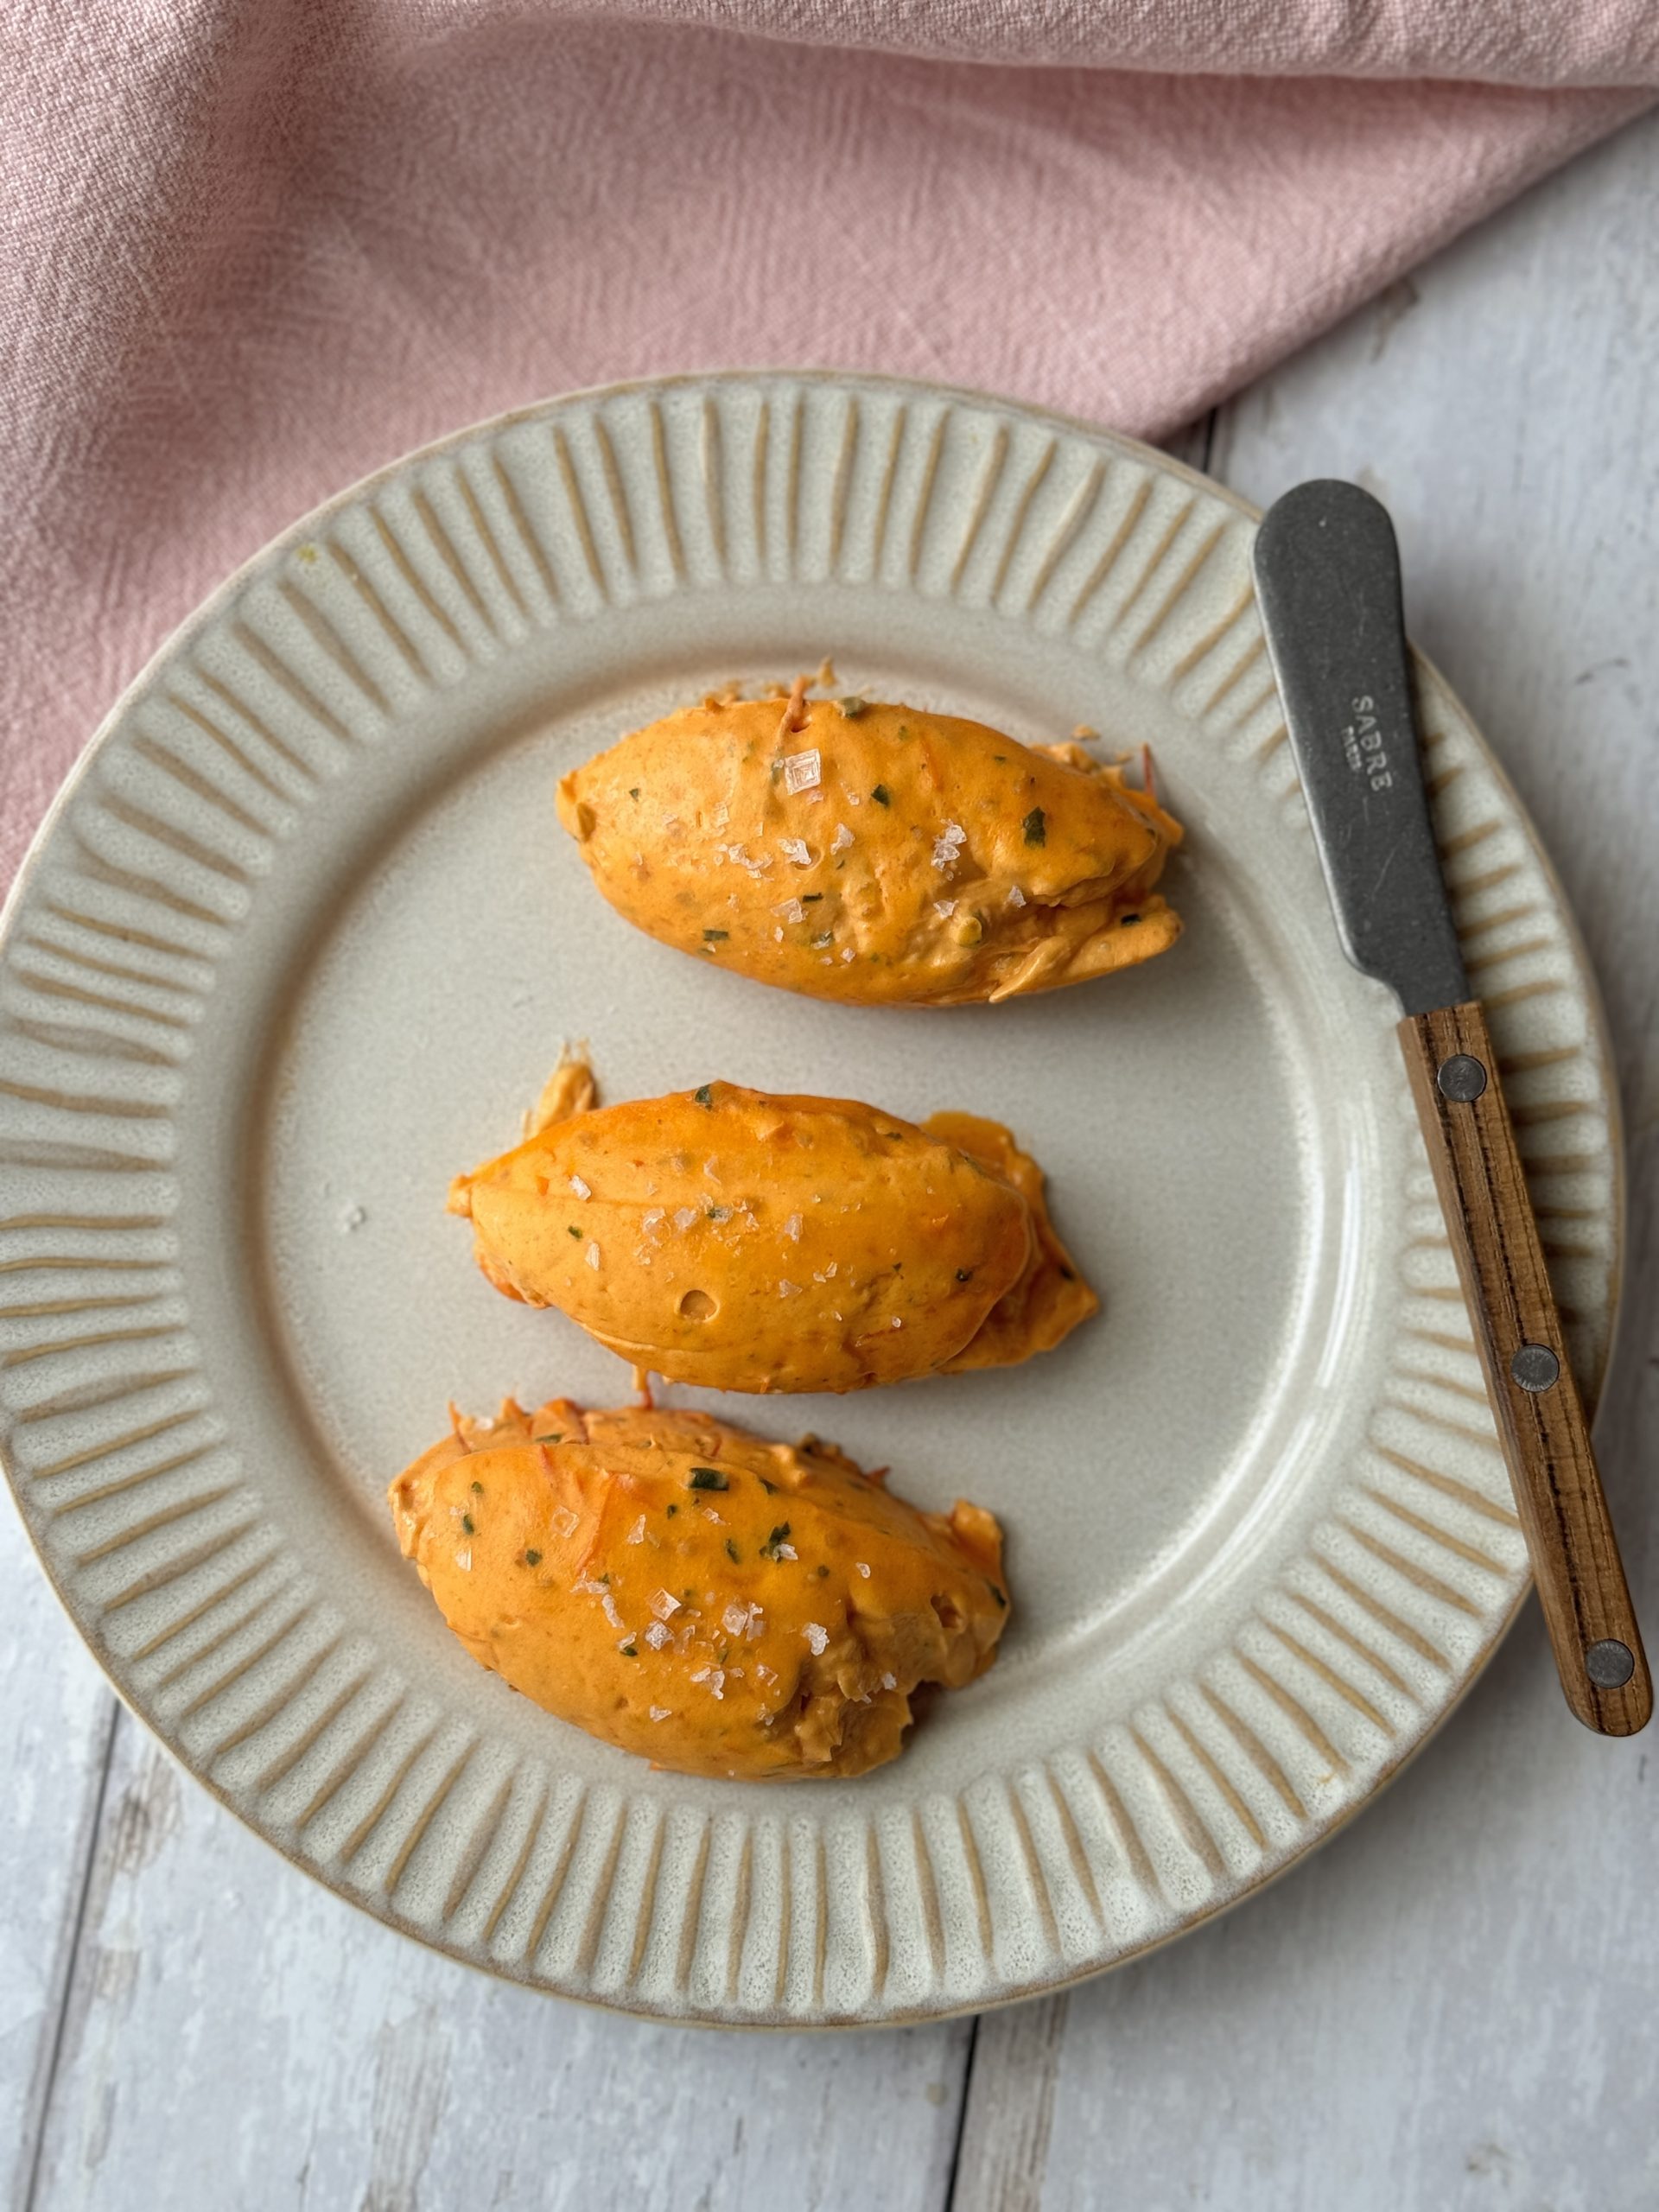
left=2, top=1, right=1653, bottom=887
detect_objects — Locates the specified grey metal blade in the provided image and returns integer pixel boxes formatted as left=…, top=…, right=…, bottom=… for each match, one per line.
left=1252, top=480, right=1468, bottom=1017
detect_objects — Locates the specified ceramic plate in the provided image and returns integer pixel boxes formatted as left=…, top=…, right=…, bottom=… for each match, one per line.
left=0, top=374, right=1620, bottom=2025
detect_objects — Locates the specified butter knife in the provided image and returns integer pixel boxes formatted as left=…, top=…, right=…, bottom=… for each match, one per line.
left=1253, top=479, right=1649, bottom=1736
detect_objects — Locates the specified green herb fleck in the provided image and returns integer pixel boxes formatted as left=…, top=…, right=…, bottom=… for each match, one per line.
left=568, top=1225, right=582, bottom=1239
left=524, top=1548, right=543, bottom=1566
left=762, top=1523, right=792, bottom=1560
left=896, top=724, right=912, bottom=741
left=718, top=1644, right=730, bottom=1664
left=666, top=1503, right=678, bottom=1517
left=1023, top=807, right=1046, bottom=847
left=535, top=1433, right=563, bottom=1445
left=1120, top=912, right=1141, bottom=927
left=993, top=753, right=1007, bottom=764
left=629, top=785, right=641, bottom=799
left=988, top=1581, right=1007, bottom=1608
left=694, top=1084, right=714, bottom=1109
left=759, top=1477, right=779, bottom=1494
left=688, top=1466, right=728, bottom=1491
left=461, top=1514, right=474, bottom=1534
left=707, top=1204, right=730, bottom=1221
left=703, top=928, right=728, bottom=942
left=470, top=1479, right=484, bottom=1493
left=801, top=892, right=823, bottom=903
left=597, top=1573, right=610, bottom=1586
left=817, top=1564, right=830, bottom=1579
left=955, top=1268, right=973, bottom=1283
left=726, top=1539, right=741, bottom=1564
left=620, top=1643, right=639, bottom=1657
left=871, top=784, right=891, bottom=807
left=838, top=696, right=868, bottom=719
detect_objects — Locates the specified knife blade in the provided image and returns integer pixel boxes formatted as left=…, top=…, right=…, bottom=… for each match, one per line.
left=1253, top=479, right=1649, bottom=1738
left=1252, top=481, right=1466, bottom=1017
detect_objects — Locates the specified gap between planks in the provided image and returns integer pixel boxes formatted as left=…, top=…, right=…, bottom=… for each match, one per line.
left=15, top=1697, right=123, bottom=2212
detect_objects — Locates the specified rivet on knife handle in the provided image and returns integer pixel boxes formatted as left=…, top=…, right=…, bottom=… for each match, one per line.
left=1254, top=480, right=1649, bottom=1737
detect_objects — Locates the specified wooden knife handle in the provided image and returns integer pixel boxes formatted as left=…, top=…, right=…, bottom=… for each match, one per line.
left=1399, top=1002, right=1649, bottom=1735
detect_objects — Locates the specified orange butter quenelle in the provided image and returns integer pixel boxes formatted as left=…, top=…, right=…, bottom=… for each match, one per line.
left=448, top=1060, right=1098, bottom=1394
left=389, top=1397, right=1009, bottom=1779
left=556, top=692, right=1183, bottom=1006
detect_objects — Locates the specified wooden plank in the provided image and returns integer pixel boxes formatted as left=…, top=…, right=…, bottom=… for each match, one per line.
left=950, top=104, right=1659, bottom=2212
left=0, top=1505, right=117, bottom=2212
left=949, top=1998, right=1069, bottom=2212
left=25, top=1710, right=972, bottom=2211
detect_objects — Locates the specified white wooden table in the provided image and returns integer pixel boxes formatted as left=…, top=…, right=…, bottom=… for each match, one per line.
left=5, top=107, right=1656, bottom=2212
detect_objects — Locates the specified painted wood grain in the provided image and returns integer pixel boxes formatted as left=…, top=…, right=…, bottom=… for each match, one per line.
left=949, top=102, right=1659, bottom=2212
left=22, top=1708, right=973, bottom=2211
left=948, top=1997, right=1071, bottom=2212
left=0, top=1510, right=117, bottom=2212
